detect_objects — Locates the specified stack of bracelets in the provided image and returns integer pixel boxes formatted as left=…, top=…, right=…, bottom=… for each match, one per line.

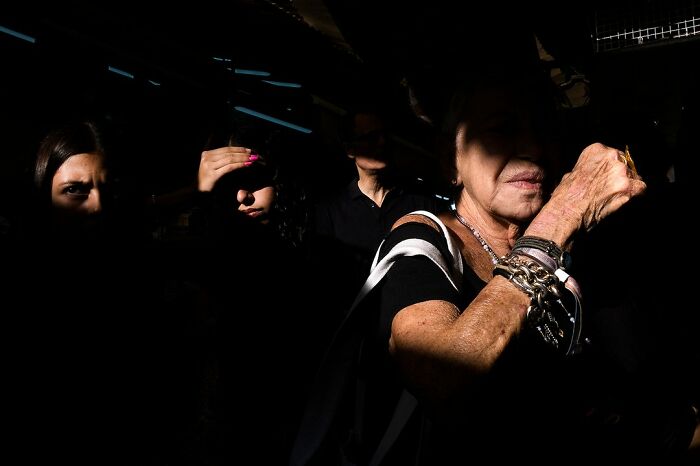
left=493, top=236, right=583, bottom=356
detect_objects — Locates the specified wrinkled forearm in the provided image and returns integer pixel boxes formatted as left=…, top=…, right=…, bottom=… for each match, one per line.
left=525, top=195, right=583, bottom=251
left=390, top=276, right=529, bottom=406
left=527, top=143, right=647, bottom=250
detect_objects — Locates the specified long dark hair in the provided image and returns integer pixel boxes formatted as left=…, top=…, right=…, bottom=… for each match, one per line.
left=264, top=130, right=310, bottom=249
left=204, top=121, right=310, bottom=249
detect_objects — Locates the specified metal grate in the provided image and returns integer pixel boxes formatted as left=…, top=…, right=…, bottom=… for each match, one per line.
left=593, top=0, right=700, bottom=52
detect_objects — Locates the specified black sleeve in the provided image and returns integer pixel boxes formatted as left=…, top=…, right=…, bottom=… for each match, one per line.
left=377, top=222, right=461, bottom=321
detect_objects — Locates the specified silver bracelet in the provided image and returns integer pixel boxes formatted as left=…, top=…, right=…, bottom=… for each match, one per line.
left=513, top=236, right=572, bottom=271
left=494, top=254, right=582, bottom=355
left=493, top=254, right=561, bottom=320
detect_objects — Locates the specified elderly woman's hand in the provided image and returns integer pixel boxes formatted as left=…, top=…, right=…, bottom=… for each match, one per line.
left=526, top=143, right=646, bottom=247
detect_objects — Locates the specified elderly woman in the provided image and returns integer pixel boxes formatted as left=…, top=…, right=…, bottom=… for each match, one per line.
left=291, top=61, right=656, bottom=463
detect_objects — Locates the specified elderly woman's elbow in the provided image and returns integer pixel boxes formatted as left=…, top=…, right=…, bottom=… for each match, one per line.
left=389, top=307, right=491, bottom=406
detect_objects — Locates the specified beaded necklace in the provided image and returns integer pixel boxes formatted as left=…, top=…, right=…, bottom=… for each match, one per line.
left=449, top=202, right=500, bottom=264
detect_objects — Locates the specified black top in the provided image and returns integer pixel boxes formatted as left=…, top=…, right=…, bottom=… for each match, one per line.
left=366, top=221, right=581, bottom=464
left=357, top=219, right=696, bottom=464
left=293, top=215, right=697, bottom=465
left=297, top=220, right=575, bottom=465
left=313, top=179, right=442, bottom=295
left=315, top=180, right=440, bottom=253
left=307, top=180, right=443, bottom=357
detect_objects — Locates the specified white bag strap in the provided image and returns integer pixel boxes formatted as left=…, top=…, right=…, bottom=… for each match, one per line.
left=351, top=211, right=463, bottom=314
left=290, top=211, right=463, bottom=466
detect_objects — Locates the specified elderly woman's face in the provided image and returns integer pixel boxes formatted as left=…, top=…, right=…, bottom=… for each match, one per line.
left=454, top=86, right=548, bottom=224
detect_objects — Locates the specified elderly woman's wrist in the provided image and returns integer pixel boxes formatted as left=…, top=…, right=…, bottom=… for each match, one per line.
left=525, top=203, right=581, bottom=250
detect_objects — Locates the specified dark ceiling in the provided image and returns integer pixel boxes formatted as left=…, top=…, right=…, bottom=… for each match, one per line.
left=2, top=1, right=698, bottom=191
left=4, top=1, right=697, bottom=105
left=1, top=1, right=595, bottom=109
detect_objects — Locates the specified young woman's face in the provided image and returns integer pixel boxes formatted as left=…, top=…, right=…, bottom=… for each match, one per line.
left=237, top=185, right=275, bottom=224
left=218, top=161, right=277, bottom=224
left=51, top=152, right=108, bottom=220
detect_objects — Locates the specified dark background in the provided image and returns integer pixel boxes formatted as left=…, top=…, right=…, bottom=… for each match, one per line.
left=1, top=2, right=698, bottom=463
left=2, top=1, right=698, bottom=204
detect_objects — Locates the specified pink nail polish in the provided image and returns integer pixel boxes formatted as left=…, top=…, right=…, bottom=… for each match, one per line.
left=244, top=161, right=253, bottom=166
left=249, top=154, right=259, bottom=161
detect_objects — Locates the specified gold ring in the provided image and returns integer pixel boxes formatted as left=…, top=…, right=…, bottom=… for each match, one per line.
left=624, top=145, right=638, bottom=176
left=618, top=151, right=628, bottom=166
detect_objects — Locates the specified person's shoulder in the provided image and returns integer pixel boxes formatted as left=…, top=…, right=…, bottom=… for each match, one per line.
left=392, top=211, right=442, bottom=232
left=383, top=212, right=449, bottom=251
left=376, top=212, right=453, bottom=267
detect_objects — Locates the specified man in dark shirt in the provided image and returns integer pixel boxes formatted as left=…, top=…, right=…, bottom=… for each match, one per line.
left=314, top=108, right=442, bottom=308
left=315, top=177, right=439, bottom=275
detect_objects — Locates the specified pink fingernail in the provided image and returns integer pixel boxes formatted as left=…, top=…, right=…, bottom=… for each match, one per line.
left=249, top=154, right=259, bottom=161
left=244, top=161, right=253, bottom=166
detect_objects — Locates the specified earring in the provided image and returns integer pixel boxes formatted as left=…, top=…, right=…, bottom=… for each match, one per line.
left=451, top=179, right=458, bottom=186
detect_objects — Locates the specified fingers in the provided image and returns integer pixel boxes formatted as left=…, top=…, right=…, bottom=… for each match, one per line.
left=596, top=145, right=647, bottom=213
left=613, top=147, right=642, bottom=182
left=202, top=147, right=259, bottom=174
left=594, top=144, right=646, bottom=197
left=625, top=149, right=643, bottom=181
left=201, top=146, right=253, bottom=169
left=616, top=150, right=628, bottom=166
left=215, top=161, right=247, bottom=177
left=623, top=145, right=638, bottom=176
left=555, top=142, right=648, bottom=231
left=629, top=177, right=647, bottom=197
left=580, top=143, right=642, bottom=180
left=198, top=146, right=258, bottom=191
left=600, top=177, right=647, bottom=220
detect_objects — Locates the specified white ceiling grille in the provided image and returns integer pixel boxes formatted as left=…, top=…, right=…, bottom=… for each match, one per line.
left=593, top=0, right=700, bottom=52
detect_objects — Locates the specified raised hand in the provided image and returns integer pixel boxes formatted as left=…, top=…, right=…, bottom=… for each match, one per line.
left=527, top=143, right=646, bottom=247
left=197, top=146, right=256, bottom=192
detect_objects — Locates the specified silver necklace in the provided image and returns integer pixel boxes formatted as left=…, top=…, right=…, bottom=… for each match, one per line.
left=450, top=202, right=500, bottom=264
